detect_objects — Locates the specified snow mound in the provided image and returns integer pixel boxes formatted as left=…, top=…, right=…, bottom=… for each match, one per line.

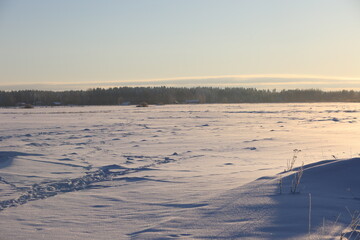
left=132, top=158, right=360, bottom=239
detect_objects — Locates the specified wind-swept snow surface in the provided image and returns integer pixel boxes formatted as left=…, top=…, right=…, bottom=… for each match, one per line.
left=131, top=158, right=360, bottom=239
left=0, top=103, right=359, bottom=239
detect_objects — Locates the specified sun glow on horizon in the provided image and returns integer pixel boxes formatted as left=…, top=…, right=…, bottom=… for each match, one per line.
left=2, top=74, right=360, bottom=91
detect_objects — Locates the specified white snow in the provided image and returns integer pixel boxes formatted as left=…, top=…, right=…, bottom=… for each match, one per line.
left=0, top=103, right=359, bottom=239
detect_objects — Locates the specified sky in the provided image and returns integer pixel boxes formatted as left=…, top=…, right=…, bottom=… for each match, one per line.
left=0, top=0, right=360, bottom=91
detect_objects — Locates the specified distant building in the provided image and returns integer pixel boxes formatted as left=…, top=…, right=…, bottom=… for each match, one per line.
left=121, top=101, right=131, bottom=106
left=16, top=102, right=33, bottom=108
left=136, top=102, right=148, bottom=107
left=24, top=104, right=33, bottom=108
left=185, top=99, right=200, bottom=104
left=16, top=102, right=26, bottom=107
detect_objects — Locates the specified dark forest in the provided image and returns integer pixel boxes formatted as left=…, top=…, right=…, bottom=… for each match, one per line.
left=1, top=87, right=360, bottom=107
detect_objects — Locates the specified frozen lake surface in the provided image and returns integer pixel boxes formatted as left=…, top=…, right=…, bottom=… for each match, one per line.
left=0, top=103, right=359, bottom=239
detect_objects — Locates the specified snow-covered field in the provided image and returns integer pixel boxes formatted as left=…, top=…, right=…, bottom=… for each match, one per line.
left=0, top=103, right=359, bottom=239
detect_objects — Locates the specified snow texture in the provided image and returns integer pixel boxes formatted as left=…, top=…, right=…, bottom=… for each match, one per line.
left=0, top=103, right=359, bottom=239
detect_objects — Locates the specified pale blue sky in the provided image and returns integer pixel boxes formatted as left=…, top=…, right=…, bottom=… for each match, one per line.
left=1, top=0, right=360, bottom=90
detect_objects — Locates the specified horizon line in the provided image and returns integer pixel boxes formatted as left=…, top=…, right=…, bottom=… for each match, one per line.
left=2, top=74, right=360, bottom=91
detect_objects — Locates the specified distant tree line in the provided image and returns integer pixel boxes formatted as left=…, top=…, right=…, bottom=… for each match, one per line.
left=0, top=87, right=360, bottom=107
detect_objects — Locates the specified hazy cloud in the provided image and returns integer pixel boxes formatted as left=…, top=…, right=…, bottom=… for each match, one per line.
left=1, top=74, right=360, bottom=91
